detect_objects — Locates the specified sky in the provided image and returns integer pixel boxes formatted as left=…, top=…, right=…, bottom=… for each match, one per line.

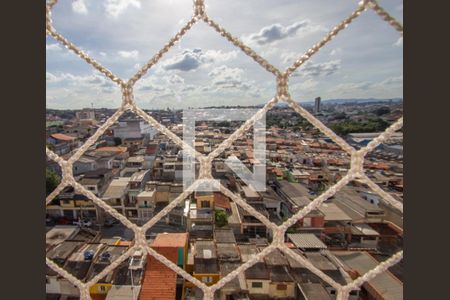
left=46, top=0, right=403, bottom=109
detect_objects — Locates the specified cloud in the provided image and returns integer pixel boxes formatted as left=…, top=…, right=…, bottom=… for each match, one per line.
left=72, top=0, right=88, bottom=15
left=330, top=48, right=342, bottom=56
left=330, top=81, right=372, bottom=96
left=292, top=60, right=341, bottom=77
left=393, top=37, right=403, bottom=47
left=373, top=75, right=403, bottom=88
left=117, top=50, right=139, bottom=59
left=104, top=0, right=141, bottom=18
left=46, top=43, right=61, bottom=51
left=246, top=21, right=321, bottom=45
left=327, top=76, right=402, bottom=98
left=46, top=72, right=60, bottom=83
left=280, top=51, right=298, bottom=64
left=208, top=65, right=245, bottom=89
left=291, top=79, right=319, bottom=92
left=207, top=65, right=262, bottom=97
left=135, top=74, right=185, bottom=93
left=46, top=71, right=117, bottom=93
left=162, top=48, right=237, bottom=72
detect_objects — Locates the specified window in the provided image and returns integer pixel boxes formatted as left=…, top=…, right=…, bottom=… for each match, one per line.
left=202, top=276, right=213, bottom=284
left=303, top=217, right=311, bottom=227
left=99, top=286, right=106, bottom=292
left=144, top=200, right=148, bottom=207
left=252, top=282, right=263, bottom=288
left=277, top=284, right=287, bottom=290
left=201, top=200, right=210, bottom=208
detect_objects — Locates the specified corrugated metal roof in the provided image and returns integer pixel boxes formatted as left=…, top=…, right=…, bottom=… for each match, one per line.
left=319, top=202, right=352, bottom=222
left=287, top=233, right=327, bottom=250
left=333, top=251, right=403, bottom=300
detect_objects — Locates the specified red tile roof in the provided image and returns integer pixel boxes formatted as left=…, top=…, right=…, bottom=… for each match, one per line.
left=151, top=232, right=188, bottom=248
left=139, top=248, right=178, bottom=300
left=273, top=168, right=283, bottom=177
left=145, top=145, right=158, bottom=155
left=95, top=146, right=128, bottom=153
left=50, top=133, right=76, bottom=141
left=214, top=192, right=231, bottom=210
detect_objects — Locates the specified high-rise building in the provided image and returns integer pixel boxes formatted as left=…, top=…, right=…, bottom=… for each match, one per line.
left=314, top=97, right=321, bottom=114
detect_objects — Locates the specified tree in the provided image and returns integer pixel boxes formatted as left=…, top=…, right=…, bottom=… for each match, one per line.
left=46, top=168, right=61, bottom=196
left=373, top=106, right=391, bottom=116
left=215, top=210, right=228, bottom=227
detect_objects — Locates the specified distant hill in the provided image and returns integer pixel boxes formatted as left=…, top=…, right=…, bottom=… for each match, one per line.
left=298, top=98, right=403, bottom=106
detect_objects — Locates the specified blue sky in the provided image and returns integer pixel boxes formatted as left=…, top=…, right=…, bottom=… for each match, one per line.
left=46, top=0, right=403, bottom=109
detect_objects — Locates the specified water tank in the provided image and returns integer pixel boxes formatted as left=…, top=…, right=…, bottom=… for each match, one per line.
left=84, top=250, right=94, bottom=261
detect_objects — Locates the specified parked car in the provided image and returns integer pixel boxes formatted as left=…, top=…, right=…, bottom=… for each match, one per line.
left=73, top=219, right=92, bottom=227
left=56, top=216, right=72, bottom=225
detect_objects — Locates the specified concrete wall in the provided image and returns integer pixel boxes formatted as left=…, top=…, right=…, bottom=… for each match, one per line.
left=247, top=279, right=270, bottom=295
left=268, top=282, right=296, bottom=298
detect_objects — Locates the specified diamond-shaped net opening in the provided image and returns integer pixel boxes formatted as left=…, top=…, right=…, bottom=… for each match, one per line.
left=46, top=0, right=403, bottom=299
left=133, top=21, right=276, bottom=110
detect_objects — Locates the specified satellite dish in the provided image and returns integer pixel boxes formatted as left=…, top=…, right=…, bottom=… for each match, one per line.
left=203, top=249, right=212, bottom=259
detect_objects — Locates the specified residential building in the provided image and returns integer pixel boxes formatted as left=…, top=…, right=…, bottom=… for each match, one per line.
left=140, top=233, right=188, bottom=300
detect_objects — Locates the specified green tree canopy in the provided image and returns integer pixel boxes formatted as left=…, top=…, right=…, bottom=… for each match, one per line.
left=215, top=210, right=228, bottom=227
left=46, top=168, right=61, bottom=196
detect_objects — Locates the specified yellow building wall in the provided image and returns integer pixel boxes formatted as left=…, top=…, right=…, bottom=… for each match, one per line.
left=195, top=195, right=214, bottom=208
left=155, top=191, right=170, bottom=202
left=89, top=283, right=112, bottom=295
left=74, top=199, right=94, bottom=207
left=193, top=273, right=220, bottom=286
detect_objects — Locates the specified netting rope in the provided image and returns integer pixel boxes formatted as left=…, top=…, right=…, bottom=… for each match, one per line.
left=45, top=1, right=404, bottom=299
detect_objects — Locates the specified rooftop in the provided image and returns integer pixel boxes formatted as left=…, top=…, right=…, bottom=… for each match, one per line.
left=220, top=262, right=247, bottom=292
left=334, top=251, right=403, bottom=300
left=287, top=233, right=327, bottom=250
left=86, top=245, right=129, bottom=283
left=151, top=232, right=188, bottom=248
left=102, top=178, right=130, bottom=199
left=263, top=248, right=289, bottom=266
left=50, top=133, right=76, bottom=141
left=140, top=248, right=177, bottom=300
left=318, top=202, right=352, bottom=222
left=332, top=186, right=384, bottom=221
left=194, top=240, right=217, bottom=259
left=216, top=243, right=240, bottom=261
left=244, top=262, right=270, bottom=280
left=214, top=229, right=236, bottom=244
left=270, top=265, right=293, bottom=282
left=47, top=241, right=83, bottom=268
left=46, top=226, right=79, bottom=247
left=305, top=253, right=338, bottom=271
left=237, top=244, right=259, bottom=263
left=298, top=282, right=333, bottom=300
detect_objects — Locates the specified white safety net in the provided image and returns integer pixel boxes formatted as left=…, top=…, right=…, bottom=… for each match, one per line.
left=45, top=1, right=403, bottom=299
